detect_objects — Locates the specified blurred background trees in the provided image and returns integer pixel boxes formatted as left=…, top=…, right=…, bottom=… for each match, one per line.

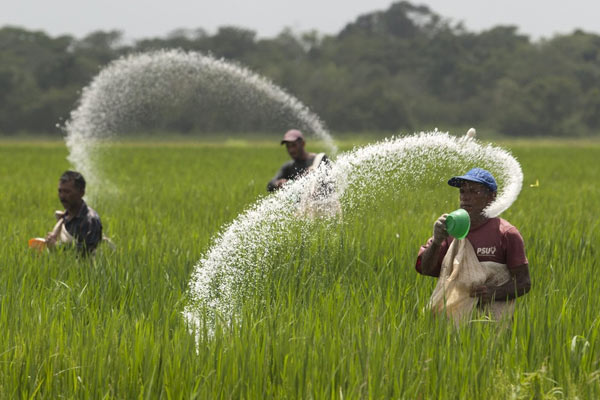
left=1, top=1, right=600, bottom=137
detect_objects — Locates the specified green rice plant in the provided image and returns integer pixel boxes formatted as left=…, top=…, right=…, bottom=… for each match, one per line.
left=0, top=139, right=597, bottom=398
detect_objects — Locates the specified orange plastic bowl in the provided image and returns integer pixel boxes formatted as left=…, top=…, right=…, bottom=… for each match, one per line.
left=28, top=238, right=47, bottom=252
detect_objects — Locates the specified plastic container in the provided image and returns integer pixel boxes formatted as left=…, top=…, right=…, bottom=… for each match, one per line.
left=445, top=209, right=470, bottom=239
left=28, top=238, right=47, bottom=252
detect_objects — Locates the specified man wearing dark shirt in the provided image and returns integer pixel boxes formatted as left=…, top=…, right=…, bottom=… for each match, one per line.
left=267, top=129, right=328, bottom=192
left=46, top=170, right=103, bottom=255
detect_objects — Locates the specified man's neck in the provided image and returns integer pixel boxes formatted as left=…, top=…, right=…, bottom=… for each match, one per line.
left=294, top=151, right=312, bottom=162
left=470, top=214, right=489, bottom=230
left=66, top=201, right=84, bottom=220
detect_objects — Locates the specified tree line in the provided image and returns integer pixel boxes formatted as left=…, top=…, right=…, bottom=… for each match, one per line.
left=2, top=1, right=600, bottom=137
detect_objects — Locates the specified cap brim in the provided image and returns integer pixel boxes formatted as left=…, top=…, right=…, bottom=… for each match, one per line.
left=448, top=176, right=498, bottom=192
left=281, top=138, right=302, bottom=144
left=448, top=176, right=483, bottom=188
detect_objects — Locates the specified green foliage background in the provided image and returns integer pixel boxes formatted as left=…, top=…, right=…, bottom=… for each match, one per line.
left=2, top=1, right=600, bottom=137
left=0, top=139, right=598, bottom=398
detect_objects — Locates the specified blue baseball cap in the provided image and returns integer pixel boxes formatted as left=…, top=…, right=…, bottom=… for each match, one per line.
left=448, top=168, right=497, bottom=192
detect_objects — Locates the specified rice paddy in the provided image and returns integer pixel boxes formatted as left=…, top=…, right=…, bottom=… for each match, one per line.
left=0, top=138, right=598, bottom=398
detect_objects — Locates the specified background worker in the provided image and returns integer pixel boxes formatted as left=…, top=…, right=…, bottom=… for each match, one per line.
left=45, top=170, right=103, bottom=255
left=267, top=129, right=328, bottom=192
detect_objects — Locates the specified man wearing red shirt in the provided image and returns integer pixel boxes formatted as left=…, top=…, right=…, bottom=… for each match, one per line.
left=416, top=168, right=531, bottom=306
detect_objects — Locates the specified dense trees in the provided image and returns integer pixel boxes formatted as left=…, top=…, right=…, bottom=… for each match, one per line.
left=1, top=1, right=599, bottom=136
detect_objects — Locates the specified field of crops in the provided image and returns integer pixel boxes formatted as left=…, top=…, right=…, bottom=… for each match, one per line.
left=0, top=138, right=598, bottom=398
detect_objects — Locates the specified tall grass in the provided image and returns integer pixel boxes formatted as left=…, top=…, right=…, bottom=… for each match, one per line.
left=0, top=140, right=598, bottom=398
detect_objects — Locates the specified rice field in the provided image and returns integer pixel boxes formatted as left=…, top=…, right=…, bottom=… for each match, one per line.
left=0, top=138, right=598, bottom=398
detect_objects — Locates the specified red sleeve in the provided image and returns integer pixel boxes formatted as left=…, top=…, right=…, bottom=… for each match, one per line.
left=416, top=237, right=449, bottom=276
left=504, top=227, right=528, bottom=269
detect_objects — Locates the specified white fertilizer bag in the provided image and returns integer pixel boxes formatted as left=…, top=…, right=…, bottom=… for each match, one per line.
left=428, top=238, right=515, bottom=325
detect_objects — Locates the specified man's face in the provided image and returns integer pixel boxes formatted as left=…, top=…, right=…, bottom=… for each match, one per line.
left=285, top=139, right=304, bottom=161
left=459, top=181, right=496, bottom=218
left=58, top=179, right=83, bottom=210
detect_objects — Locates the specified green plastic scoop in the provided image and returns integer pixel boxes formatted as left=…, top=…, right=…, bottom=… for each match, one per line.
left=446, top=208, right=471, bottom=239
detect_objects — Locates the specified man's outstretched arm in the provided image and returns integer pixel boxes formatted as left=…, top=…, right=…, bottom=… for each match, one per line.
left=267, top=164, right=290, bottom=192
